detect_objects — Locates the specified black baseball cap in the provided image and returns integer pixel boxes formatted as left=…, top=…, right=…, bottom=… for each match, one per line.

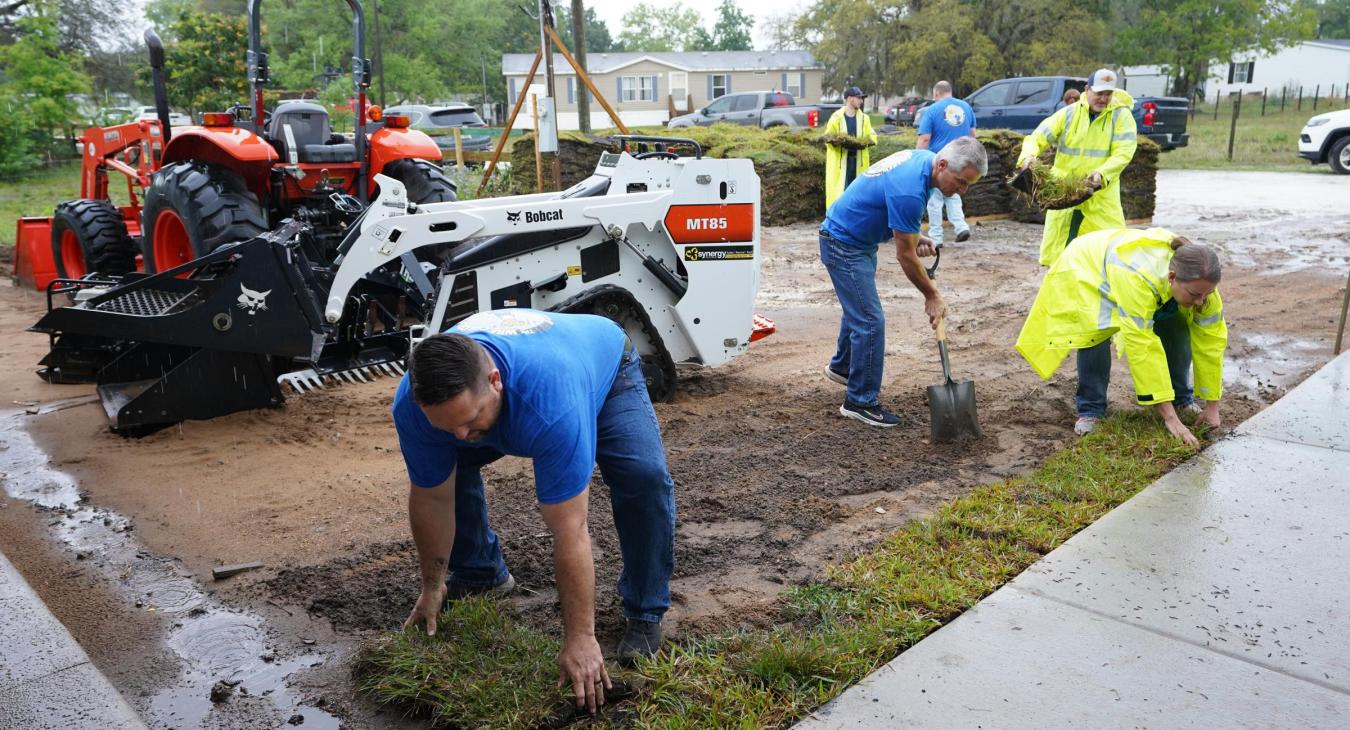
left=844, top=86, right=866, bottom=99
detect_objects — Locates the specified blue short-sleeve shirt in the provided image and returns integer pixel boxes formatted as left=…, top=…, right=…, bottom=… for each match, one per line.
left=917, top=97, right=976, bottom=154
left=391, top=309, right=625, bottom=504
left=822, top=149, right=935, bottom=248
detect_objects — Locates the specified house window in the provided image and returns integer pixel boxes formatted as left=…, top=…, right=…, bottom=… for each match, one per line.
left=711, top=74, right=730, bottom=99
left=620, top=75, right=657, bottom=102
left=787, top=75, right=802, bottom=98
left=1230, top=61, right=1254, bottom=84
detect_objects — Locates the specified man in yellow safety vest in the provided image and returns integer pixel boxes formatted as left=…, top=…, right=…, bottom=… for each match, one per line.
left=823, top=86, right=877, bottom=209
left=1017, top=69, right=1138, bottom=266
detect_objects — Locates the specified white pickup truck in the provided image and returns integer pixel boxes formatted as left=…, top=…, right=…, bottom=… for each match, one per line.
left=1298, top=108, right=1350, bottom=174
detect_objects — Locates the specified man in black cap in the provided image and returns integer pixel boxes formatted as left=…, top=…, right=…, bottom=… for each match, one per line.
left=823, top=86, right=877, bottom=208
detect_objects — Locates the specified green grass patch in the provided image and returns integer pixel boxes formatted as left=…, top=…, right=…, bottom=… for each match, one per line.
left=0, top=163, right=82, bottom=248
left=1159, top=99, right=1347, bottom=172
left=356, top=411, right=1198, bottom=728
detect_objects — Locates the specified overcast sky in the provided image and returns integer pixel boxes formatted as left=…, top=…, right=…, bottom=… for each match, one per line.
left=589, top=0, right=808, bottom=50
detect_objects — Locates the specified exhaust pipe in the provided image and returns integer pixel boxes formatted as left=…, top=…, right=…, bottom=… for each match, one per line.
left=144, top=30, right=172, bottom=143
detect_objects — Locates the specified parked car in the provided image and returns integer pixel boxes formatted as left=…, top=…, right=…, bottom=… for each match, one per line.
left=963, top=76, right=1191, bottom=150
left=667, top=91, right=841, bottom=129
left=885, top=96, right=927, bottom=126
left=1298, top=108, right=1350, bottom=174
left=132, top=105, right=193, bottom=127
left=383, top=103, right=493, bottom=152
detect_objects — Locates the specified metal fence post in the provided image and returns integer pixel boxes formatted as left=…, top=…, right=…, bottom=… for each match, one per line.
left=1261, top=87, right=1267, bottom=116
left=1227, top=93, right=1241, bottom=161
left=1298, top=86, right=1303, bottom=111
left=1214, top=88, right=1220, bottom=120
left=1315, top=84, right=1320, bottom=110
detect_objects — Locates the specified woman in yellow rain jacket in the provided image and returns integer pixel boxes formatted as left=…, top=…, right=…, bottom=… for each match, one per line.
left=823, top=86, right=878, bottom=209
left=1016, top=227, right=1227, bottom=445
left=1017, top=69, right=1138, bottom=266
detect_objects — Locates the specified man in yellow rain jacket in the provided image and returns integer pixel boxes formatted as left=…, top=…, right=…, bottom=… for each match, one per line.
left=1016, top=227, right=1227, bottom=445
left=823, top=86, right=877, bottom=209
left=1017, top=69, right=1138, bottom=266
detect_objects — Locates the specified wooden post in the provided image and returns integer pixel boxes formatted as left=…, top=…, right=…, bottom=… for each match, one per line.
left=476, top=50, right=541, bottom=198
left=1298, top=85, right=1303, bottom=110
left=1314, top=84, right=1320, bottom=110
left=544, top=24, right=629, bottom=134
left=1281, top=87, right=1286, bottom=112
left=1227, top=93, right=1240, bottom=162
left=1336, top=267, right=1350, bottom=355
left=532, top=93, right=543, bottom=193
left=451, top=127, right=465, bottom=170
left=1261, top=87, right=1266, bottom=116
left=1213, top=88, right=1220, bottom=120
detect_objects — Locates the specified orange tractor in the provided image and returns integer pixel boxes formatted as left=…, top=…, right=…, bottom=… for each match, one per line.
left=13, top=0, right=453, bottom=290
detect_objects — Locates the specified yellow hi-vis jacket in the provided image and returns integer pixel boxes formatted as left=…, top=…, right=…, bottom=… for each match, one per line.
left=1016, top=228, right=1227, bottom=405
left=1017, top=90, right=1138, bottom=266
left=824, top=107, right=877, bottom=209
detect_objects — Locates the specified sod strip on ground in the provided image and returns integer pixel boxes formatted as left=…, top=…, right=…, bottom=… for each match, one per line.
left=355, top=411, right=1197, bottom=729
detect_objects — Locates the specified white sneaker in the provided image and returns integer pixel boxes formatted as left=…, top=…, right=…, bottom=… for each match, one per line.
left=1179, top=402, right=1203, bottom=416
left=1073, top=416, right=1101, bottom=436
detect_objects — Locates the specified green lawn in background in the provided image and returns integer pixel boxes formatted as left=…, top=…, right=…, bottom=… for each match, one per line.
left=1159, top=98, right=1347, bottom=172
left=0, top=163, right=82, bottom=248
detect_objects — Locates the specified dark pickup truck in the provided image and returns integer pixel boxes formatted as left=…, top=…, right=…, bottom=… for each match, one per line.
left=963, top=76, right=1190, bottom=150
left=668, top=91, right=841, bottom=129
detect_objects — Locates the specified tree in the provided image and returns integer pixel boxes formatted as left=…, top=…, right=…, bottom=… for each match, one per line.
left=617, top=2, right=707, bottom=52
left=711, top=0, right=754, bottom=51
left=0, top=10, right=89, bottom=152
left=154, top=10, right=249, bottom=116
left=555, top=3, right=618, bottom=53
left=1316, top=0, right=1350, bottom=38
left=1114, top=0, right=1317, bottom=98
left=2, top=0, right=130, bottom=55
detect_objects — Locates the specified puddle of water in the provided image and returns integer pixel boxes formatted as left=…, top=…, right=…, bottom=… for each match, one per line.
left=1224, top=333, right=1326, bottom=399
left=0, top=407, right=340, bottom=730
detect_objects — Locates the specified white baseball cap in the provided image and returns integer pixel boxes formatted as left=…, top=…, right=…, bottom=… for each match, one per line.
left=1088, top=68, right=1119, bottom=93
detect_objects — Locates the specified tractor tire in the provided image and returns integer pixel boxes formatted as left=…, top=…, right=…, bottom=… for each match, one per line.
left=140, top=161, right=268, bottom=273
left=50, top=199, right=138, bottom=279
left=380, top=158, right=458, bottom=204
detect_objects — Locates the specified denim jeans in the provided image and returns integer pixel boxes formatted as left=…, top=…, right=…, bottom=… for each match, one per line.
left=819, top=230, right=885, bottom=407
left=1076, top=314, right=1194, bottom=418
left=446, top=346, right=676, bottom=624
left=926, top=187, right=968, bottom=245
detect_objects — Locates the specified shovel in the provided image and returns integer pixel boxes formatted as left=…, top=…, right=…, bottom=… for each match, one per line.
left=927, top=315, right=982, bottom=442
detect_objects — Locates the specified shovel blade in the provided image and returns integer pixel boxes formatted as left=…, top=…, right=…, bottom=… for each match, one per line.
left=927, top=379, right=983, bottom=443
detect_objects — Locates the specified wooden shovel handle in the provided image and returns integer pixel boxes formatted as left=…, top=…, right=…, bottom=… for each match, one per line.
left=936, top=314, right=947, bottom=343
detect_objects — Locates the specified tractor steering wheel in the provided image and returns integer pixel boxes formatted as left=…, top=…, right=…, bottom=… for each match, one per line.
left=634, top=150, right=680, bottom=160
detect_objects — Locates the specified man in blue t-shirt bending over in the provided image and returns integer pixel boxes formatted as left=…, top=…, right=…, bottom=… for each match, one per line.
left=819, top=136, right=988, bottom=426
left=392, top=308, right=675, bottom=714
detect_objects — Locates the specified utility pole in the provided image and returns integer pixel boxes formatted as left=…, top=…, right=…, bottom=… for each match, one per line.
left=481, top=51, right=490, bottom=123
left=571, top=0, right=591, bottom=133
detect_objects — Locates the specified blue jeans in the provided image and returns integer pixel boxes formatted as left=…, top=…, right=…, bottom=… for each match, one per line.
left=819, top=230, right=884, bottom=407
left=447, top=347, right=676, bottom=624
left=926, top=188, right=968, bottom=245
left=1076, top=314, right=1194, bottom=418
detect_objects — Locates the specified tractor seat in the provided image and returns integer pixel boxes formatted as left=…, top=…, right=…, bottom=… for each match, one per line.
left=268, top=101, right=358, bottom=164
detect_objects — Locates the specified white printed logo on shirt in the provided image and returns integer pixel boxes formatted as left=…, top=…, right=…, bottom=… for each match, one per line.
left=943, top=104, right=966, bottom=127
left=863, top=149, right=914, bottom=177
left=457, top=309, right=554, bottom=336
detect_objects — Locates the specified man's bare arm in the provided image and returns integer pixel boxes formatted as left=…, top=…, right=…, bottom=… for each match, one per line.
left=893, top=231, right=946, bottom=328
left=539, top=488, right=611, bottom=713
left=404, top=474, right=456, bottom=635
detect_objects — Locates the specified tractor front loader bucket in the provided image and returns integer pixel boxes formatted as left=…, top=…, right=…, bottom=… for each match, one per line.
left=13, top=216, right=56, bottom=290
left=31, top=222, right=329, bottom=432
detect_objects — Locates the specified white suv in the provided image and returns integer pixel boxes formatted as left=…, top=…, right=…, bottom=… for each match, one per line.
left=1298, top=109, right=1350, bottom=174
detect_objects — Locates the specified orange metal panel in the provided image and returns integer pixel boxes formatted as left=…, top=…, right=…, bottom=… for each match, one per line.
left=163, top=127, right=279, bottom=164
left=13, top=216, right=55, bottom=290
left=368, top=127, right=441, bottom=187
left=663, top=203, right=756, bottom=244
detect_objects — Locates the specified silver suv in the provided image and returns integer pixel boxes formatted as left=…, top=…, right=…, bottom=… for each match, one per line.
left=383, top=104, right=492, bottom=151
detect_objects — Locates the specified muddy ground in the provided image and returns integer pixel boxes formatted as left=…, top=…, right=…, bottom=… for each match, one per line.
left=1, top=170, right=1347, bottom=728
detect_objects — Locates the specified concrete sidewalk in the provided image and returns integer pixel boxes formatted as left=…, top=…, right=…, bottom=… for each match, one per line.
left=800, top=352, right=1350, bottom=728
left=0, top=550, right=147, bottom=729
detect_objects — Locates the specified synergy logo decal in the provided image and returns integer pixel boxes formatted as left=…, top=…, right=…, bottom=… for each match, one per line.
left=663, top=204, right=754, bottom=244
left=684, top=245, right=753, bottom=262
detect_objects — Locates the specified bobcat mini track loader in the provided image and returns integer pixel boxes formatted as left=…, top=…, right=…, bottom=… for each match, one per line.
left=31, top=137, right=775, bottom=432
